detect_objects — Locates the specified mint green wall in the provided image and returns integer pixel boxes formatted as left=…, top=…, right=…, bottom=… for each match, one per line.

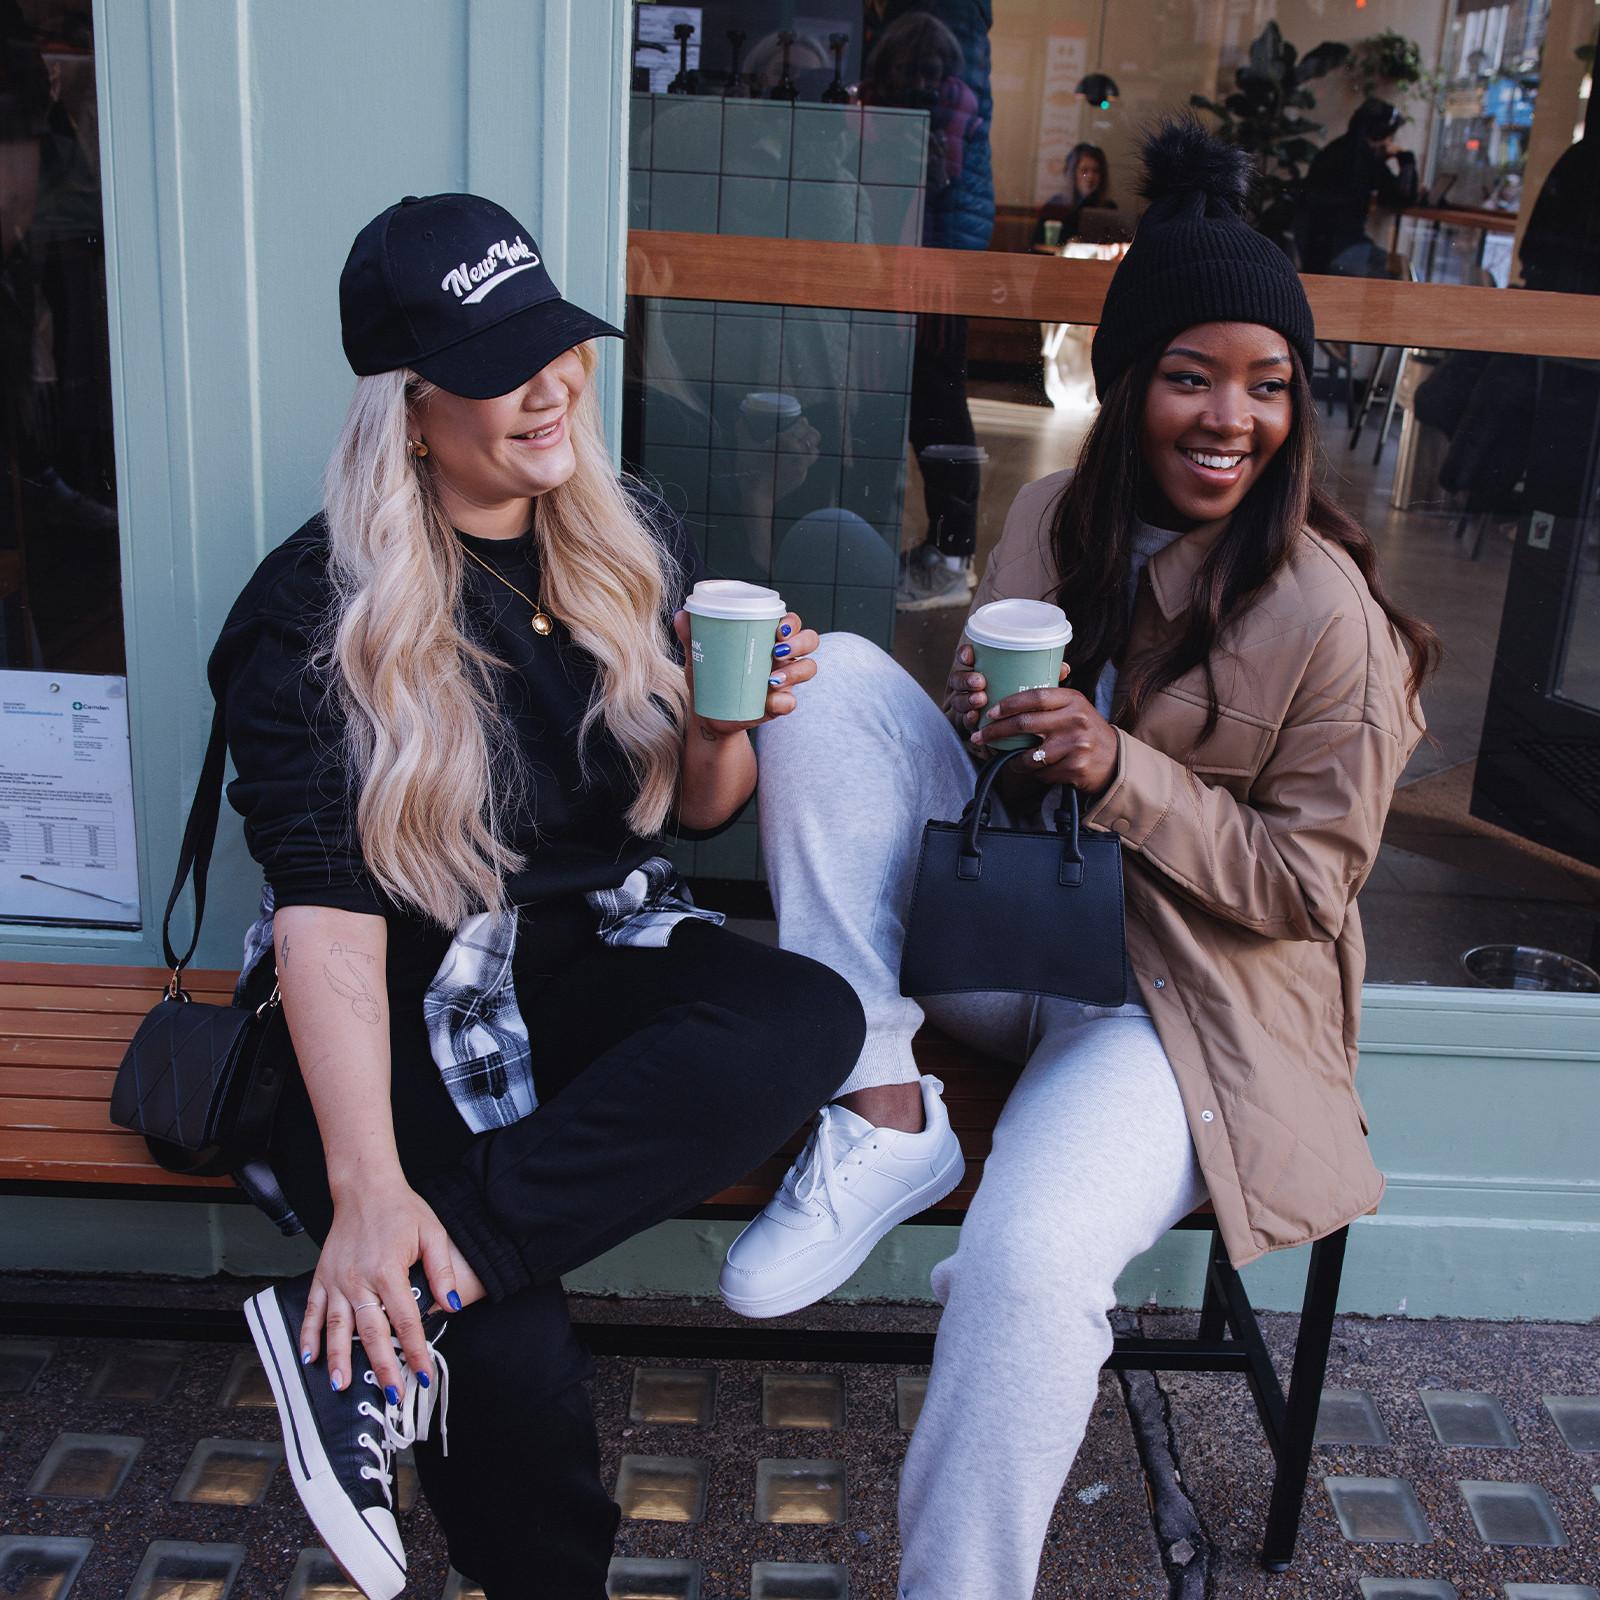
left=0, top=0, right=630, bottom=971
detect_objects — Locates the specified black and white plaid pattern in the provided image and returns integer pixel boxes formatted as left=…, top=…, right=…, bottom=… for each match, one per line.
left=240, top=859, right=720, bottom=1138
left=423, top=858, right=721, bottom=1132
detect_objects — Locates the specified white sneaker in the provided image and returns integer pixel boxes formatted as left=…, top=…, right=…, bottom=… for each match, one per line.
left=720, top=1075, right=965, bottom=1319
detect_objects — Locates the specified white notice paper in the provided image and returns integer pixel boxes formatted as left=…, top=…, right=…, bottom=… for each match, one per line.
left=0, top=669, right=142, bottom=927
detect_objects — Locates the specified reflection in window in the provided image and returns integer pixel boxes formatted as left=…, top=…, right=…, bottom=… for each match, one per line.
left=0, top=0, right=120, bottom=674
left=624, top=1, right=1600, bottom=991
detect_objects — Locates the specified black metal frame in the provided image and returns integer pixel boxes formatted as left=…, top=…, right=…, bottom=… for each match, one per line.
left=0, top=1189, right=1345, bottom=1568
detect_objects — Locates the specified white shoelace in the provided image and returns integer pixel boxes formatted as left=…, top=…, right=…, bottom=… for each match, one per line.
left=353, top=1299, right=453, bottom=1506
left=785, top=1106, right=854, bottom=1223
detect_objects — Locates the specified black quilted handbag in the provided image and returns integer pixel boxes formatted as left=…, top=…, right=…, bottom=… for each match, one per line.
left=899, top=745, right=1128, bottom=1006
left=109, top=706, right=287, bottom=1177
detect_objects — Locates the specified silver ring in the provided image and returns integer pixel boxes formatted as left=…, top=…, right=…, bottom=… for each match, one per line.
left=1030, top=746, right=1048, bottom=764
left=351, top=1300, right=383, bottom=1314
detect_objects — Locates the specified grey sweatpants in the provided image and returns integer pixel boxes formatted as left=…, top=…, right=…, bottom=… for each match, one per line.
left=753, top=633, right=1206, bottom=1599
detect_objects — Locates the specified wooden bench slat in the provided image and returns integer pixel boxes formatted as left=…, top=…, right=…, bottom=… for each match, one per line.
left=0, top=1066, right=120, bottom=1099
left=1, top=1038, right=126, bottom=1067
left=0, top=982, right=233, bottom=1014
left=0, top=1009, right=152, bottom=1041
left=3, top=1098, right=123, bottom=1132
left=0, top=962, right=236, bottom=989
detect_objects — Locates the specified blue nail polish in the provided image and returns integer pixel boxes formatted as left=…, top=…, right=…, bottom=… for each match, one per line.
left=418, top=1372, right=431, bottom=1389
left=773, top=643, right=791, bottom=658
left=300, top=1350, right=312, bottom=1366
left=780, top=623, right=792, bottom=638
left=330, top=1373, right=342, bottom=1392
left=385, top=1384, right=400, bottom=1405
left=447, top=1291, right=462, bottom=1312
left=768, top=675, right=784, bottom=687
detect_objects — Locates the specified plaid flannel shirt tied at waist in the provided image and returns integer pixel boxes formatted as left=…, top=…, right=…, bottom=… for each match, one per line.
left=421, top=857, right=724, bottom=1134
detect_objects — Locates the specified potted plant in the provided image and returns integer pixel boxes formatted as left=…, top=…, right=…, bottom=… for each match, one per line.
left=1190, top=22, right=1350, bottom=254
left=1349, top=28, right=1445, bottom=110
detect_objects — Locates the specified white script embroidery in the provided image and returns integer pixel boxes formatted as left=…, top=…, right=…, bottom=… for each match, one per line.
left=441, top=236, right=541, bottom=305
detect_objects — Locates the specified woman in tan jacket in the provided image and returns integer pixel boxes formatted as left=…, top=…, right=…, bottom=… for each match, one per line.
left=724, top=122, right=1439, bottom=1595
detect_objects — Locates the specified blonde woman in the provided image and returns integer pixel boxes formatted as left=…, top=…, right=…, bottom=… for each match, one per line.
left=208, top=195, right=861, bottom=1599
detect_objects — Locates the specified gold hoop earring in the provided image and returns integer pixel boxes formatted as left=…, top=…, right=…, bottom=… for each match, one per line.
left=409, top=439, right=429, bottom=459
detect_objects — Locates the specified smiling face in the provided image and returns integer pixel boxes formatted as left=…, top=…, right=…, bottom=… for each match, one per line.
left=411, top=345, right=588, bottom=538
left=1138, top=322, right=1294, bottom=529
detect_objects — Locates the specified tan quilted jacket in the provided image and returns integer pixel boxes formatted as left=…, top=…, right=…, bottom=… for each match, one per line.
left=957, top=470, right=1424, bottom=1267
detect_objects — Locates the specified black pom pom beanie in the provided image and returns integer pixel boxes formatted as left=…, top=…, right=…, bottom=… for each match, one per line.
left=1090, top=120, right=1315, bottom=398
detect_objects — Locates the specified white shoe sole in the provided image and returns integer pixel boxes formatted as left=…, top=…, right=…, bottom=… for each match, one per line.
left=246, top=1290, right=406, bottom=1600
left=719, top=1145, right=966, bottom=1319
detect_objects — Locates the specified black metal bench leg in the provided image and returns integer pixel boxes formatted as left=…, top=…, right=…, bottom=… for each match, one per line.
left=1197, top=1225, right=1228, bottom=1344
left=1259, top=1226, right=1348, bottom=1570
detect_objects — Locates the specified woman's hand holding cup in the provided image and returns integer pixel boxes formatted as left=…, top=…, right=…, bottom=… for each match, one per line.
left=972, top=682, right=1119, bottom=794
left=674, top=586, right=818, bottom=738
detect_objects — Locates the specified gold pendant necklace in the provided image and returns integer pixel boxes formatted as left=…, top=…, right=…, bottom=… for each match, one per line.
left=459, top=540, right=555, bottom=635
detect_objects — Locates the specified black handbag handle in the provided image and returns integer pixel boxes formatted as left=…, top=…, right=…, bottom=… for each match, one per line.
left=958, top=747, right=1086, bottom=886
left=161, top=703, right=229, bottom=989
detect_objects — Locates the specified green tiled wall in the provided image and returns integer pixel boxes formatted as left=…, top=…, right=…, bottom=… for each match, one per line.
left=629, top=95, right=926, bottom=881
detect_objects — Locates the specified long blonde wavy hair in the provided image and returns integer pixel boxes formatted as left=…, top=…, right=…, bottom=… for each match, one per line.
left=320, top=342, right=690, bottom=928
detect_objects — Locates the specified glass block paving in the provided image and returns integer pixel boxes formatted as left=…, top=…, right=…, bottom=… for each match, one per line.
left=27, top=1432, right=143, bottom=1499
left=171, top=1438, right=284, bottom=1506
left=1421, top=1389, right=1521, bottom=1449
left=1317, top=1389, right=1393, bottom=1447
left=282, top=1548, right=362, bottom=1599
left=895, top=1374, right=926, bottom=1434
left=628, top=1367, right=717, bottom=1427
left=1324, top=1476, right=1434, bottom=1544
left=763, top=1374, right=845, bottom=1431
left=0, top=1340, right=55, bottom=1397
left=216, top=1352, right=275, bottom=1409
left=0, top=1535, right=93, bottom=1600
left=605, top=1556, right=702, bottom=1598
left=615, top=1455, right=709, bottom=1523
left=1543, top=1395, right=1600, bottom=1453
left=4, top=1316, right=1598, bottom=1597
left=124, top=1541, right=246, bottom=1600
left=1503, top=1586, right=1600, bottom=1599
left=1357, top=1581, right=1459, bottom=1599
left=754, top=1459, right=847, bottom=1526
left=1457, top=1481, right=1568, bottom=1547
left=751, top=1561, right=850, bottom=1599
left=84, top=1345, right=185, bottom=1406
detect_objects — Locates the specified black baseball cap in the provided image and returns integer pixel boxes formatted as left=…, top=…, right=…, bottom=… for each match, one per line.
left=339, top=192, right=623, bottom=400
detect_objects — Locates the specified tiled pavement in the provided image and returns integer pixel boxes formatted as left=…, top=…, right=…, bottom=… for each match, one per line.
left=1, top=1284, right=1597, bottom=1599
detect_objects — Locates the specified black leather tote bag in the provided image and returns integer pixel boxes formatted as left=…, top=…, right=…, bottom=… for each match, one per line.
left=899, top=746, right=1127, bottom=1006
left=109, top=705, right=287, bottom=1177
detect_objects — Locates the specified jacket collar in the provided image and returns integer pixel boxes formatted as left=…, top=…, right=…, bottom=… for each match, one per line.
left=1144, top=515, right=1231, bottom=622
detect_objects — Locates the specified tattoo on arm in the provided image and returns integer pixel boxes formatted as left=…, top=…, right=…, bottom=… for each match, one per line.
left=279, top=933, right=291, bottom=972
left=322, top=955, right=382, bottom=1025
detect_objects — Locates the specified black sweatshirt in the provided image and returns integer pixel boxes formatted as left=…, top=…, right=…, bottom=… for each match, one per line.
left=206, top=494, right=708, bottom=970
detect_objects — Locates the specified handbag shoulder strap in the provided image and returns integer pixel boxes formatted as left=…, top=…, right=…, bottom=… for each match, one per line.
left=162, top=702, right=229, bottom=979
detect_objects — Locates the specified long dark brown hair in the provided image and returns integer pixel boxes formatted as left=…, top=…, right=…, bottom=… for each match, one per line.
left=1051, top=347, right=1440, bottom=742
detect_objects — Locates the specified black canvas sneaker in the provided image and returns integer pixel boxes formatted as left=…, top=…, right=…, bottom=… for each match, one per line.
left=246, top=1270, right=448, bottom=1600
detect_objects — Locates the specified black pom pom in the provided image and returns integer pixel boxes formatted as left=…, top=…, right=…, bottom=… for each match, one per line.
left=1137, top=117, right=1251, bottom=213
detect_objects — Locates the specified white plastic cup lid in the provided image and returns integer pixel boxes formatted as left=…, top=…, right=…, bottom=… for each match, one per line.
left=739, top=390, right=803, bottom=419
left=919, top=443, right=990, bottom=464
left=684, top=579, right=788, bottom=621
left=965, top=597, right=1072, bottom=651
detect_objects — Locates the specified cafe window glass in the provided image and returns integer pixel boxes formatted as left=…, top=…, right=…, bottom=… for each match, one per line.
left=624, top=0, right=1600, bottom=994
left=1, top=1, right=137, bottom=929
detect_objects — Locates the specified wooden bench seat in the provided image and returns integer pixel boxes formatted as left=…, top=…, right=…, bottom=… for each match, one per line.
left=0, top=957, right=1341, bottom=1569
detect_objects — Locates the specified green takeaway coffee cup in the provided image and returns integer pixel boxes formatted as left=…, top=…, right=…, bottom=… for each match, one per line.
left=965, top=598, right=1073, bottom=752
left=684, top=579, right=788, bottom=722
